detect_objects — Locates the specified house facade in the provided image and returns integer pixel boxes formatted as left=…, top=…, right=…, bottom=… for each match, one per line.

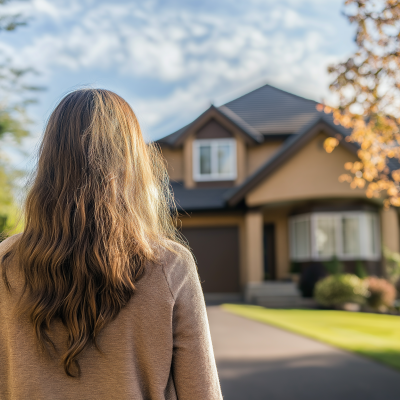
left=157, top=85, right=400, bottom=299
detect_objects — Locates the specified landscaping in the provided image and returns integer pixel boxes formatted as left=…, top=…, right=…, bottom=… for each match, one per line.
left=222, top=304, right=400, bottom=371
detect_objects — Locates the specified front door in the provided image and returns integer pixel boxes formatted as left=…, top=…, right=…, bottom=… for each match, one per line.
left=263, top=224, right=276, bottom=280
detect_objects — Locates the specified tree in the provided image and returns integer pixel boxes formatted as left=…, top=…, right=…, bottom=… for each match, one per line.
left=323, top=0, right=400, bottom=206
left=0, top=0, right=39, bottom=236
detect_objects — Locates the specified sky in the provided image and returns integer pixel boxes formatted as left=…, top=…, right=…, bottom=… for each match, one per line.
left=0, top=0, right=356, bottom=169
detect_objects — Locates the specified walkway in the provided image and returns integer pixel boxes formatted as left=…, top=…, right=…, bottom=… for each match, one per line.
left=208, top=306, right=400, bottom=400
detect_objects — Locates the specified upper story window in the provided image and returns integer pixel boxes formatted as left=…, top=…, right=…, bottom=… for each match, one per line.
left=289, top=211, right=380, bottom=261
left=193, top=139, right=237, bottom=181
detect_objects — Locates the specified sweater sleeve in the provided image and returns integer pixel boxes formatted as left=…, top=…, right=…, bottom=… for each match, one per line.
left=163, top=245, right=223, bottom=400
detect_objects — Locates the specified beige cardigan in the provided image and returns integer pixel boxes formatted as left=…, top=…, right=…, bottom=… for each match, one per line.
left=0, top=234, right=223, bottom=400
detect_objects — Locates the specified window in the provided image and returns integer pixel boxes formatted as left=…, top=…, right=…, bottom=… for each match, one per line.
left=291, top=217, right=311, bottom=260
left=193, top=139, right=236, bottom=181
left=289, top=211, right=380, bottom=261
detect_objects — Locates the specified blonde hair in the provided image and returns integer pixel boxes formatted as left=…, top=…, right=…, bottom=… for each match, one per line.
left=2, top=89, right=182, bottom=376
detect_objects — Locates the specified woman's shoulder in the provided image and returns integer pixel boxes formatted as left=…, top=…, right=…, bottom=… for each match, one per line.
left=158, top=240, right=198, bottom=297
left=159, top=240, right=194, bottom=264
left=0, top=233, right=22, bottom=259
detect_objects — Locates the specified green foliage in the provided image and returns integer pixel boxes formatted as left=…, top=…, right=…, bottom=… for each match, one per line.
left=0, top=107, right=29, bottom=142
left=366, top=276, right=397, bottom=310
left=0, top=0, right=41, bottom=237
left=323, top=256, right=343, bottom=275
left=0, top=161, right=22, bottom=237
left=314, top=274, right=369, bottom=307
left=383, top=246, right=400, bottom=284
left=290, top=262, right=301, bottom=274
left=0, top=0, right=27, bottom=32
left=355, top=260, right=368, bottom=279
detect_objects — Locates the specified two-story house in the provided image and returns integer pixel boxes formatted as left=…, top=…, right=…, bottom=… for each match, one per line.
left=157, top=84, right=400, bottom=301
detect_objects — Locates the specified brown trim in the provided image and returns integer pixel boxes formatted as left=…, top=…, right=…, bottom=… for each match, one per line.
left=228, top=118, right=359, bottom=207
left=175, top=106, right=260, bottom=147
left=195, top=181, right=235, bottom=188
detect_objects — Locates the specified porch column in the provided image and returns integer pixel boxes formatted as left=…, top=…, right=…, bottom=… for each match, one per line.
left=245, top=209, right=264, bottom=283
left=381, top=207, right=400, bottom=253
left=275, top=215, right=290, bottom=280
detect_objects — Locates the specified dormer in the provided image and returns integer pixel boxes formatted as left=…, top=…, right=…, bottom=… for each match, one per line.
left=192, top=119, right=237, bottom=186
left=158, top=105, right=263, bottom=189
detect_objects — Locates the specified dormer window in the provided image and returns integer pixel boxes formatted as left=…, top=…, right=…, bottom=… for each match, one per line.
left=193, top=139, right=237, bottom=181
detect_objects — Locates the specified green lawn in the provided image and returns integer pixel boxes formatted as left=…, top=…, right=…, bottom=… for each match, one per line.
left=222, top=304, right=400, bottom=371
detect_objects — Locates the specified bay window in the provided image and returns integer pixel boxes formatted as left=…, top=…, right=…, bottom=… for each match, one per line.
left=289, top=212, right=380, bottom=261
left=193, top=139, right=237, bottom=181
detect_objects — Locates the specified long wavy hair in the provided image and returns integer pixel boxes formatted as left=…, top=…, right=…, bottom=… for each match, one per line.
left=1, top=89, right=181, bottom=377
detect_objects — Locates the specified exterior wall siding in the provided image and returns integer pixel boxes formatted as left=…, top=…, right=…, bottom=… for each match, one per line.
left=246, top=133, right=366, bottom=206
left=161, top=147, right=183, bottom=182
left=247, top=141, right=283, bottom=176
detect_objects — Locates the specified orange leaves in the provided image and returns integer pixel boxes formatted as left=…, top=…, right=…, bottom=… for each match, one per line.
left=392, top=169, right=400, bottom=182
left=323, top=137, right=339, bottom=153
left=339, top=173, right=352, bottom=183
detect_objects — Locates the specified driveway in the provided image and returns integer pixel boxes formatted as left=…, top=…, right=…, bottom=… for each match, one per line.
left=208, top=306, right=400, bottom=400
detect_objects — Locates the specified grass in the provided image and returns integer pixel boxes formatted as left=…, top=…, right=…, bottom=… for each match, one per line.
left=222, top=304, right=400, bottom=371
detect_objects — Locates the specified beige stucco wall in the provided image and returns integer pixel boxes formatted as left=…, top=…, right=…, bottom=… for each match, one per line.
left=183, top=134, right=195, bottom=188
left=244, top=210, right=264, bottom=283
left=246, top=134, right=365, bottom=206
left=264, top=208, right=291, bottom=280
left=381, top=207, right=400, bottom=253
left=235, top=136, right=247, bottom=185
left=247, top=141, right=282, bottom=176
left=161, top=147, right=183, bottom=181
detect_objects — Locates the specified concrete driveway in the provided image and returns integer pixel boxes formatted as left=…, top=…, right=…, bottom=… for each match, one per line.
left=208, top=306, right=400, bottom=400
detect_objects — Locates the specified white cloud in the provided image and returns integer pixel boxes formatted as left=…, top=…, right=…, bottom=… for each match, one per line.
left=0, top=0, right=355, bottom=142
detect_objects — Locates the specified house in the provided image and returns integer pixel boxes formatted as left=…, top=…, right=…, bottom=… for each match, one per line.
left=156, top=84, right=400, bottom=302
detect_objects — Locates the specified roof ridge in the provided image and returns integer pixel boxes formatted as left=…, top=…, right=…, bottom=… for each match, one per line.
left=223, top=83, right=318, bottom=107
left=217, top=105, right=263, bottom=142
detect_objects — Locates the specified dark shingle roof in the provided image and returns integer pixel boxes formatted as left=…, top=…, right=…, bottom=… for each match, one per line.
left=157, top=84, right=323, bottom=146
left=222, top=84, right=319, bottom=135
left=217, top=105, right=263, bottom=142
left=157, top=124, right=189, bottom=146
left=171, top=182, right=236, bottom=211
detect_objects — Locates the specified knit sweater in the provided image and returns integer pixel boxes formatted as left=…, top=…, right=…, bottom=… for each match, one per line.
left=0, top=234, right=223, bottom=400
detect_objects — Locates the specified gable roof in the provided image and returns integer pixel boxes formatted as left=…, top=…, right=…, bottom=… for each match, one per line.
left=168, top=116, right=356, bottom=212
left=157, top=105, right=263, bottom=147
left=157, top=84, right=323, bottom=146
left=226, top=115, right=357, bottom=206
left=223, top=84, right=320, bottom=135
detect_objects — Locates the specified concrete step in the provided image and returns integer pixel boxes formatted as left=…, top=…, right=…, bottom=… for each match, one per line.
left=245, top=282, right=300, bottom=302
left=245, top=281, right=316, bottom=309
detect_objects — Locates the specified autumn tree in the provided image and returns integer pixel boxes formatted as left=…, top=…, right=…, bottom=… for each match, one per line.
left=323, top=0, right=400, bottom=206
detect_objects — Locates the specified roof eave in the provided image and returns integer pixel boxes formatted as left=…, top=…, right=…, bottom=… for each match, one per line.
left=227, top=117, right=358, bottom=206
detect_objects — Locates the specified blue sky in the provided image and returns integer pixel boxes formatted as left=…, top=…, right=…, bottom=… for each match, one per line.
left=1, top=0, right=356, bottom=168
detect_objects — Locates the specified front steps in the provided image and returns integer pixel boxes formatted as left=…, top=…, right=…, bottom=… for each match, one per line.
left=245, top=281, right=316, bottom=309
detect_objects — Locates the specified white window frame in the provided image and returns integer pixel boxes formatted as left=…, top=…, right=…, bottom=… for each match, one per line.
left=193, top=138, right=237, bottom=182
left=289, top=211, right=381, bottom=262
left=289, top=215, right=311, bottom=261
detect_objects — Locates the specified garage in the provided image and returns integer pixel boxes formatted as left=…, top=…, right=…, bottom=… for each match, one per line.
left=181, top=226, right=240, bottom=293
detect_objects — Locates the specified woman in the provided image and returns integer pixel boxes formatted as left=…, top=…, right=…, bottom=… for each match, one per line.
left=0, top=89, right=223, bottom=400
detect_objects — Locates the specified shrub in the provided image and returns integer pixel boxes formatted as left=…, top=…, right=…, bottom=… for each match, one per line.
left=323, top=256, right=343, bottom=275
left=365, top=276, right=396, bottom=310
left=355, top=260, right=368, bottom=279
left=314, top=274, right=369, bottom=308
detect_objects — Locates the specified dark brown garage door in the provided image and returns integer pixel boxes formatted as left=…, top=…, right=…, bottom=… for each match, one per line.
left=181, top=227, right=240, bottom=293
